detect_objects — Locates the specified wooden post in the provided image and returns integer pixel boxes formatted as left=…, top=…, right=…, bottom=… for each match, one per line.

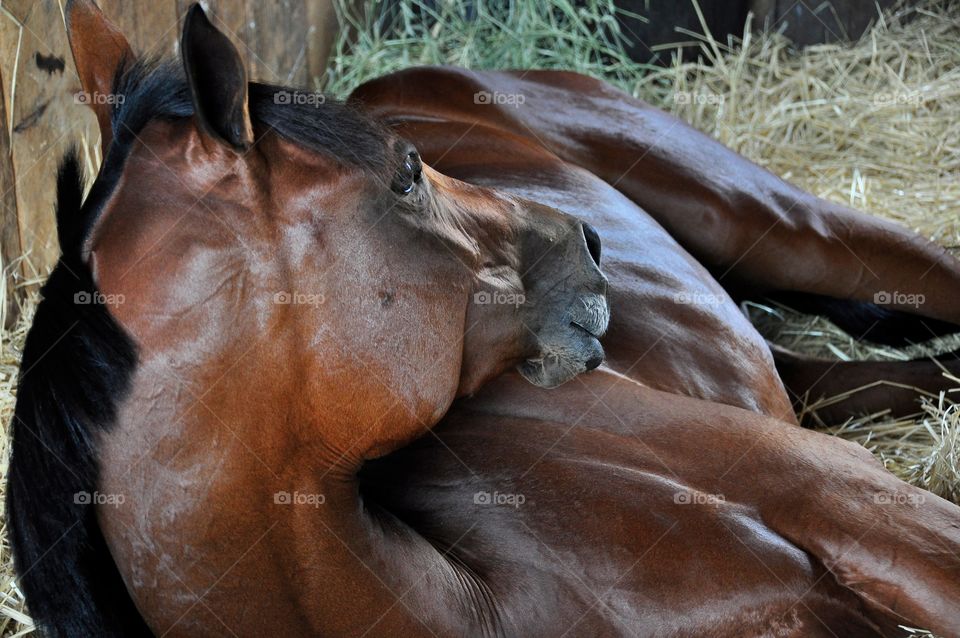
left=0, top=66, right=23, bottom=329
left=4, top=0, right=94, bottom=289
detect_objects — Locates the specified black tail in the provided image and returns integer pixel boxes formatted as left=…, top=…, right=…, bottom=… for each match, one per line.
left=770, top=291, right=960, bottom=347
left=6, top=152, right=151, bottom=636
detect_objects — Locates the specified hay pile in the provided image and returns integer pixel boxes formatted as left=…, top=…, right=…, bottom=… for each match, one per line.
left=634, top=1, right=960, bottom=503
left=1, top=0, right=958, bottom=634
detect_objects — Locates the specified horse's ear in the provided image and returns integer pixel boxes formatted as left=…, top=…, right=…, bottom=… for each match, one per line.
left=65, top=0, right=133, bottom=155
left=181, top=4, right=254, bottom=151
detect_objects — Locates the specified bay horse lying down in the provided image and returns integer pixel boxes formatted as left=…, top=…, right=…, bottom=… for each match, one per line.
left=9, top=2, right=960, bottom=636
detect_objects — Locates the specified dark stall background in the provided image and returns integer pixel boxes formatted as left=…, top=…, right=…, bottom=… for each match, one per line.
left=616, top=0, right=899, bottom=60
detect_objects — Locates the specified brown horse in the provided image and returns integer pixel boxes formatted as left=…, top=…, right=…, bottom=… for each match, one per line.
left=7, top=2, right=960, bottom=637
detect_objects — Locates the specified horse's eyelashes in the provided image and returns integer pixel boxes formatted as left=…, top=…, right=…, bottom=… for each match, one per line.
left=391, top=150, right=423, bottom=195
left=408, top=151, right=422, bottom=181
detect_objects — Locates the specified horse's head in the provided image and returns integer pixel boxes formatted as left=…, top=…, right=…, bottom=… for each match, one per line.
left=67, top=2, right=607, bottom=459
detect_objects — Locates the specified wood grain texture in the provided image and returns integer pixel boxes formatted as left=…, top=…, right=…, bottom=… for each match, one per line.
left=6, top=0, right=96, bottom=283
left=0, top=0, right=338, bottom=310
left=0, top=66, right=23, bottom=327
left=97, top=0, right=179, bottom=58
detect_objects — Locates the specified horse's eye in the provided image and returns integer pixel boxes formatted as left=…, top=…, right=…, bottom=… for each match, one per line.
left=392, top=150, right=422, bottom=195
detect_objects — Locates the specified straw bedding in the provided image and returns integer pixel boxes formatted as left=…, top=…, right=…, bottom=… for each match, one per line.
left=0, top=1, right=956, bottom=634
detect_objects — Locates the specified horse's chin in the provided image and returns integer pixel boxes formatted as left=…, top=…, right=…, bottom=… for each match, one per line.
left=517, top=333, right=605, bottom=389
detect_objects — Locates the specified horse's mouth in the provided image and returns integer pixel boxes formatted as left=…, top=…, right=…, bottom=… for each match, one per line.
left=518, top=334, right=605, bottom=388
left=572, top=320, right=604, bottom=339
left=571, top=294, right=610, bottom=338
left=516, top=293, right=609, bottom=388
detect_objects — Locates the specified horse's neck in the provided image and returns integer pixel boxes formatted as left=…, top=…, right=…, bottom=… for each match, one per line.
left=277, top=471, right=498, bottom=635
left=96, top=361, right=492, bottom=635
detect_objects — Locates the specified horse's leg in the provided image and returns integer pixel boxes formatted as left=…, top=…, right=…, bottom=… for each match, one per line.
left=514, top=71, right=960, bottom=321
left=764, top=292, right=960, bottom=347
left=507, top=71, right=960, bottom=322
left=769, top=342, right=959, bottom=421
left=428, top=69, right=960, bottom=329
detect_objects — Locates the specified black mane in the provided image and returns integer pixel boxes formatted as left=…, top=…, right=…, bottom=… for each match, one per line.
left=109, top=57, right=392, bottom=171
left=7, top=57, right=393, bottom=636
left=7, top=150, right=148, bottom=636
left=77, top=58, right=393, bottom=248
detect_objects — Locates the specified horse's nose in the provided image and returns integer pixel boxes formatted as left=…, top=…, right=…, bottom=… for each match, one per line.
left=581, top=223, right=602, bottom=267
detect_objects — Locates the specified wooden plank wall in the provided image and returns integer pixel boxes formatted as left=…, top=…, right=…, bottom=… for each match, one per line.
left=0, top=0, right=337, bottom=326
left=0, top=65, right=20, bottom=325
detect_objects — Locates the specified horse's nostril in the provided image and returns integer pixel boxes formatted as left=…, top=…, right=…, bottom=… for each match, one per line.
left=581, top=223, right=602, bottom=267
